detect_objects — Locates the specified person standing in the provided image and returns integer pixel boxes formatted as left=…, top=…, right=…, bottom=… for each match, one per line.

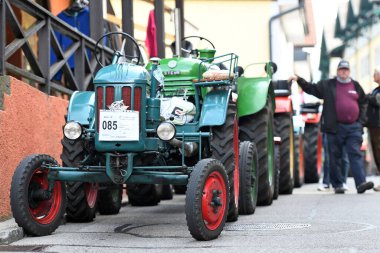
left=318, top=135, right=350, bottom=191
left=366, top=66, right=380, bottom=192
left=289, top=60, right=374, bottom=194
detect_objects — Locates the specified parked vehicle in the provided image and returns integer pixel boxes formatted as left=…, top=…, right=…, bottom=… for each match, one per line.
left=237, top=63, right=277, bottom=206
left=10, top=32, right=248, bottom=241
left=272, top=80, right=295, bottom=194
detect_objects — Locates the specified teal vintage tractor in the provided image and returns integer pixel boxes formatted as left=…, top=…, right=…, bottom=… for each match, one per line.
left=237, top=63, right=277, bottom=206
left=9, top=32, right=244, bottom=241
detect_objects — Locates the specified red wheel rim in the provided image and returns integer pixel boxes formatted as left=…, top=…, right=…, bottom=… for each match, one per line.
left=85, top=183, right=98, bottom=208
left=28, top=169, right=62, bottom=224
left=201, top=171, right=227, bottom=230
left=233, top=115, right=239, bottom=207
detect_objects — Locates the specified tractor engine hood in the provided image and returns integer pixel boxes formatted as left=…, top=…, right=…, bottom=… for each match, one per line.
left=94, top=63, right=150, bottom=84
left=147, top=57, right=207, bottom=82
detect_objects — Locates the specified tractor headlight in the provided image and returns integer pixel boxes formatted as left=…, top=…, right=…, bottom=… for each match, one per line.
left=63, top=121, right=82, bottom=140
left=157, top=122, right=176, bottom=141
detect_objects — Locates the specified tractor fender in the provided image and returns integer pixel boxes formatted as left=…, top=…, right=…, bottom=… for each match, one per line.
left=67, top=91, right=95, bottom=126
left=237, top=77, right=275, bottom=117
left=274, top=96, right=292, bottom=113
left=199, top=89, right=231, bottom=127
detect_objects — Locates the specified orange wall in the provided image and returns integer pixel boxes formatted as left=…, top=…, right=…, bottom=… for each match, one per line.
left=0, top=76, right=68, bottom=218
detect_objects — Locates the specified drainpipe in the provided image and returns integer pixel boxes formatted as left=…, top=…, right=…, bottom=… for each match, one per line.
left=269, top=3, right=305, bottom=62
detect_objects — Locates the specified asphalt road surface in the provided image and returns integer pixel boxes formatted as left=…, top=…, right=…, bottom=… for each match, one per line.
left=1, top=176, right=380, bottom=253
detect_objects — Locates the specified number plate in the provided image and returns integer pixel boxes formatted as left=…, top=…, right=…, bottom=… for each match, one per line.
left=99, top=110, right=139, bottom=141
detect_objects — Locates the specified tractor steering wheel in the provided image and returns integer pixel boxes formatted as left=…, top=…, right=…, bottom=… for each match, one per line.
left=182, top=36, right=215, bottom=49
left=181, top=36, right=215, bottom=57
left=95, top=31, right=141, bottom=67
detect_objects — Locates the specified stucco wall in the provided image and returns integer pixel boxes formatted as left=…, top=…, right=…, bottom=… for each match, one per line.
left=0, top=76, right=68, bottom=219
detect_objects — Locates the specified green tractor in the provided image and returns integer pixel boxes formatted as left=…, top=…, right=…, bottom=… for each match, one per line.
left=10, top=32, right=254, bottom=241
left=237, top=63, right=277, bottom=206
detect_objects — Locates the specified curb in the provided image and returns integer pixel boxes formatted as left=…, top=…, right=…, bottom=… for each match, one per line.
left=0, top=219, right=24, bottom=245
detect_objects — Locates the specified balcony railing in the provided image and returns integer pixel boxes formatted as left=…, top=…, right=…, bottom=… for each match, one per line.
left=0, top=0, right=113, bottom=96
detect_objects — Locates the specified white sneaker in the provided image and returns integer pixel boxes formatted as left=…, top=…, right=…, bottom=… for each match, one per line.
left=318, top=184, right=330, bottom=191
left=342, top=183, right=349, bottom=191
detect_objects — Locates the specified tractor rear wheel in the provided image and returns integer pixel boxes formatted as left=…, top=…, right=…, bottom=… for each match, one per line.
left=127, top=156, right=165, bottom=206
left=303, top=124, right=321, bottom=183
left=97, top=184, right=123, bottom=215
left=274, top=113, right=294, bottom=194
left=186, top=159, right=229, bottom=241
left=61, top=137, right=98, bottom=222
left=127, top=184, right=162, bottom=206
left=293, top=132, right=304, bottom=187
left=273, top=142, right=280, bottom=200
left=10, top=154, right=66, bottom=236
left=211, top=104, right=239, bottom=222
left=161, top=185, right=174, bottom=200
left=238, top=141, right=258, bottom=215
left=173, top=185, right=187, bottom=194
left=239, top=97, right=275, bottom=206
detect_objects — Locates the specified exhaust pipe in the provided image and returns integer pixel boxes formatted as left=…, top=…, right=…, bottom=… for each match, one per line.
left=169, top=138, right=198, bottom=157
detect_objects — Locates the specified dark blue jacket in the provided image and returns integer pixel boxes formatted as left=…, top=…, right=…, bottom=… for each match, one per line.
left=51, top=7, right=90, bottom=80
left=297, top=77, right=366, bottom=133
left=366, top=86, right=380, bottom=127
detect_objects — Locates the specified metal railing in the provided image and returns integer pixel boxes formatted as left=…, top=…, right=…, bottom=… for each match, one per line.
left=0, top=0, right=113, bottom=96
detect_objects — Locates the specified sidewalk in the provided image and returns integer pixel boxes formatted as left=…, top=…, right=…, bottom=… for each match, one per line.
left=0, top=218, right=23, bottom=245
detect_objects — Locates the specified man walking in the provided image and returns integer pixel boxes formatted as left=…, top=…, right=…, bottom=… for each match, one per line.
left=289, top=60, right=374, bottom=194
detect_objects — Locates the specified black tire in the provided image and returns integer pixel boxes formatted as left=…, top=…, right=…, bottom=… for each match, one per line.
left=211, top=104, right=239, bottom=222
left=173, top=185, right=187, bottom=194
left=293, top=132, right=304, bottom=187
left=239, top=96, right=275, bottom=206
left=126, top=156, right=165, bottom=206
left=61, top=137, right=98, bottom=222
left=274, top=113, right=294, bottom=194
left=161, top=185, right=174, bottom=200
left=97, top=184, right=122, bottom=215
left=127, top=184, right=162, bottom=206
left=273, top=143, right=280, bottom=200
left=10, top=154, right=66, bottom=236
left=186, top=159, right=229, bottom=241
left=238, top=141, right=259, bottom=215
left=303, top=124, right=320, bottom=183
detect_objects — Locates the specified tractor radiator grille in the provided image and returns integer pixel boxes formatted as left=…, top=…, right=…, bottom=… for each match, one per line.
left=96, top=86, right=142, bottom=131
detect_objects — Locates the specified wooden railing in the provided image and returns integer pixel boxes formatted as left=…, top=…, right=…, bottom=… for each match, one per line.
left=0, top=0, right=113, bottom=96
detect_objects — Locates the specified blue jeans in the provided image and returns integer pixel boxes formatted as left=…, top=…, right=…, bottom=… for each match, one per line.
left=326, top=122, right=366, bottom=188
left=322, top=133, right=349, bottom=186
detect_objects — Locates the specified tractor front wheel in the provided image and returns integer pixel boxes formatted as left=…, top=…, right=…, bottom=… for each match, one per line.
left=10, top=154, right=66, bottom=236
left=238, top=141, right=259, bottom=215
left=185, top=159, right=229, bottom=241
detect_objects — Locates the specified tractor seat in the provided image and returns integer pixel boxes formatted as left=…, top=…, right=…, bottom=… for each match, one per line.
left=198, top=69, right=233, bottom=81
